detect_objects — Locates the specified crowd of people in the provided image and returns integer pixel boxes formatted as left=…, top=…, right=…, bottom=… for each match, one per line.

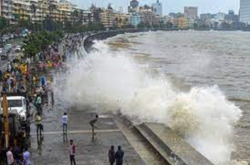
left=0, top=33, right=80, bottom=165
left=0, top=33, right=127, bottom=165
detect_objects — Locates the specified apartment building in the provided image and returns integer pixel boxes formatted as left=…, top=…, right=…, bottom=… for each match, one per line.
left=0, top=0, right=77, bottom=23
left=101, top=9, right=116, bottom=29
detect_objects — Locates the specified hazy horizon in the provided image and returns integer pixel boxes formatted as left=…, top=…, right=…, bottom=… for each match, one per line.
left=69, top=0, right=240, bottom=15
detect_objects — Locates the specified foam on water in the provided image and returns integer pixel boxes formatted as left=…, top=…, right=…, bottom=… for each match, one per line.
left=54, top=41, right=243, bottom=164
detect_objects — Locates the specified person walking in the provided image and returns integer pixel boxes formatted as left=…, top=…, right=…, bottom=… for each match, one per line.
left=108, top=145, right=116, bottom=165
left=115, top=146, right=124, bottom=165
left=61, top=113, right=68, bottom=135
left=35, top=113, right=43, bottom=138
left=35, top=94, right=42, bottom=113
left=26, top=115, right=31, bottom=138
left=6, top=147, right=14, bottom=165
left=89, top=115, right=99, bottom=137
left=69, top=139, right=76, bottom=165
left=23, top=147, right=31, bottom=165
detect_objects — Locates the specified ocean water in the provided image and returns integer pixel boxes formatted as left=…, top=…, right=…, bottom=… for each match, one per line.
left=54, top=31, right=250, bottom=164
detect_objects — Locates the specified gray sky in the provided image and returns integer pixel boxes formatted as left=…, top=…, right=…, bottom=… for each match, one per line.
left=69, top=0, right=240, bottom=15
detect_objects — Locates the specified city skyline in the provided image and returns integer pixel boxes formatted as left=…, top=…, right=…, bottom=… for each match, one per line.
left=70, top=0, right=240, bottom=15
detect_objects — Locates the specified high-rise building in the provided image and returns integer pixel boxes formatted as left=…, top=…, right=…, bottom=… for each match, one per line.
left=240, top=0, right=250, bottom=24
left=130, top=0, right=139, bottom=9
left=128, top=0, right=139, bottom=13
left=225, top=10, right=239, bottom=22
left=152, top=0, right=162, bottom=15
left=184, top=7, right=198, bottom=20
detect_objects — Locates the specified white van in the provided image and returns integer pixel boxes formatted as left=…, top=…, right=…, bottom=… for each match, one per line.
left=0, top=96, right=27, bottom=121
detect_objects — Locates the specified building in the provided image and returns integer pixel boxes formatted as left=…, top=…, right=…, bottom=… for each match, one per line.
left=152, top=0, right=162, bottom=15
left=130, top=12, right=141, bottom=27
left=101, top=8, right=116, bottom=29
left=0, top=0, right=81, bottom=23
left=57, top=0, right=74, bottom=21
left=80, top=10, right=94, bottom=25
left=90, top=5, right=102, bottom=24
left=173, top=17, right=188, bottom=29
left=128, top=0, right=139, bottom=13
left=240, top=0, right=250, bottom=24
left=161, top=15, right=171, bottom=24
left=169, top=12, right=183, bottom=18
left=1, top=0, right=14, bottom=22
left=178, top=17, right=188, bottom=29
left=48, top=0, right=60, bottom=21
left=139, top=6, right=154, bottom=25
left=225, top=10, right=239, bottom=22
left=116, top=13, right=130, bottom=28
left=200, top=13, right=212, bottom=20
left=184, top=7, right=198, bottom=20
left=215, top=12, right=225, bottom=21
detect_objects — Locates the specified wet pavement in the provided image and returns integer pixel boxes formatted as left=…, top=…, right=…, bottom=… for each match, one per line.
left=29, top=105, right=145, bottom=165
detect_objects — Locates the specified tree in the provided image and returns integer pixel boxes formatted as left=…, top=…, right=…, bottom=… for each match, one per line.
left=0, top=17, right=10, bottom=30
left=137, top=22, right=151, bottom=29
left=22, top=31, right=64, bottom=58
left=18, top=19, right=32, bottom=29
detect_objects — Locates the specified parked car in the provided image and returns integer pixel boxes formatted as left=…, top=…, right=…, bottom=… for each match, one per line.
left=0, top=95, right=28, bottom=121
left=14, top=45, right=22, bottom=52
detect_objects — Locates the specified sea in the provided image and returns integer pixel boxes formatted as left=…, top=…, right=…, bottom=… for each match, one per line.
left=55, top=30, right=250, bottom=165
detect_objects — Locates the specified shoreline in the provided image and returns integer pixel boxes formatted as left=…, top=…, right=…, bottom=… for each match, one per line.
left=83, top=28, right=250, bottom=53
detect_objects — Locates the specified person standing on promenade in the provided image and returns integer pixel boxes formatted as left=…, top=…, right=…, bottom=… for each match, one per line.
left=6, top=147, right=14, bottom=165
left=69, top=139, right=76, bottom=165
left=35, top=112, right=43, bottom=138
left=89, top=115, right=99, bottom=137
left=108, top=145, right=116, bottom=165
left=61, top=112, right=68, bottom=135
left=115, top=146, right=124, bottom=165
left=23, top=146, right=31, bottom=165
left=35, top=94, right=42, bottom=113
left=26, top=114, right=31, bottom=138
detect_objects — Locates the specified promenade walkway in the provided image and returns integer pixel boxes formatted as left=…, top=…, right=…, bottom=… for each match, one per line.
left=30, top=106, right=144, bottom=165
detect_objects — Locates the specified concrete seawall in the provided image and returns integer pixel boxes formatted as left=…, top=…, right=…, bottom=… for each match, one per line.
left=84, top=29, right=147, bottom=53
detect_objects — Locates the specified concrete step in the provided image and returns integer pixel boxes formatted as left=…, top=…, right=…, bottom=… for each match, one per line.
left=114, top=116, right=168, bottom=165
left=135, top=124, right=176, bottom=165
left=136, top=123, right=213, bottom=165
